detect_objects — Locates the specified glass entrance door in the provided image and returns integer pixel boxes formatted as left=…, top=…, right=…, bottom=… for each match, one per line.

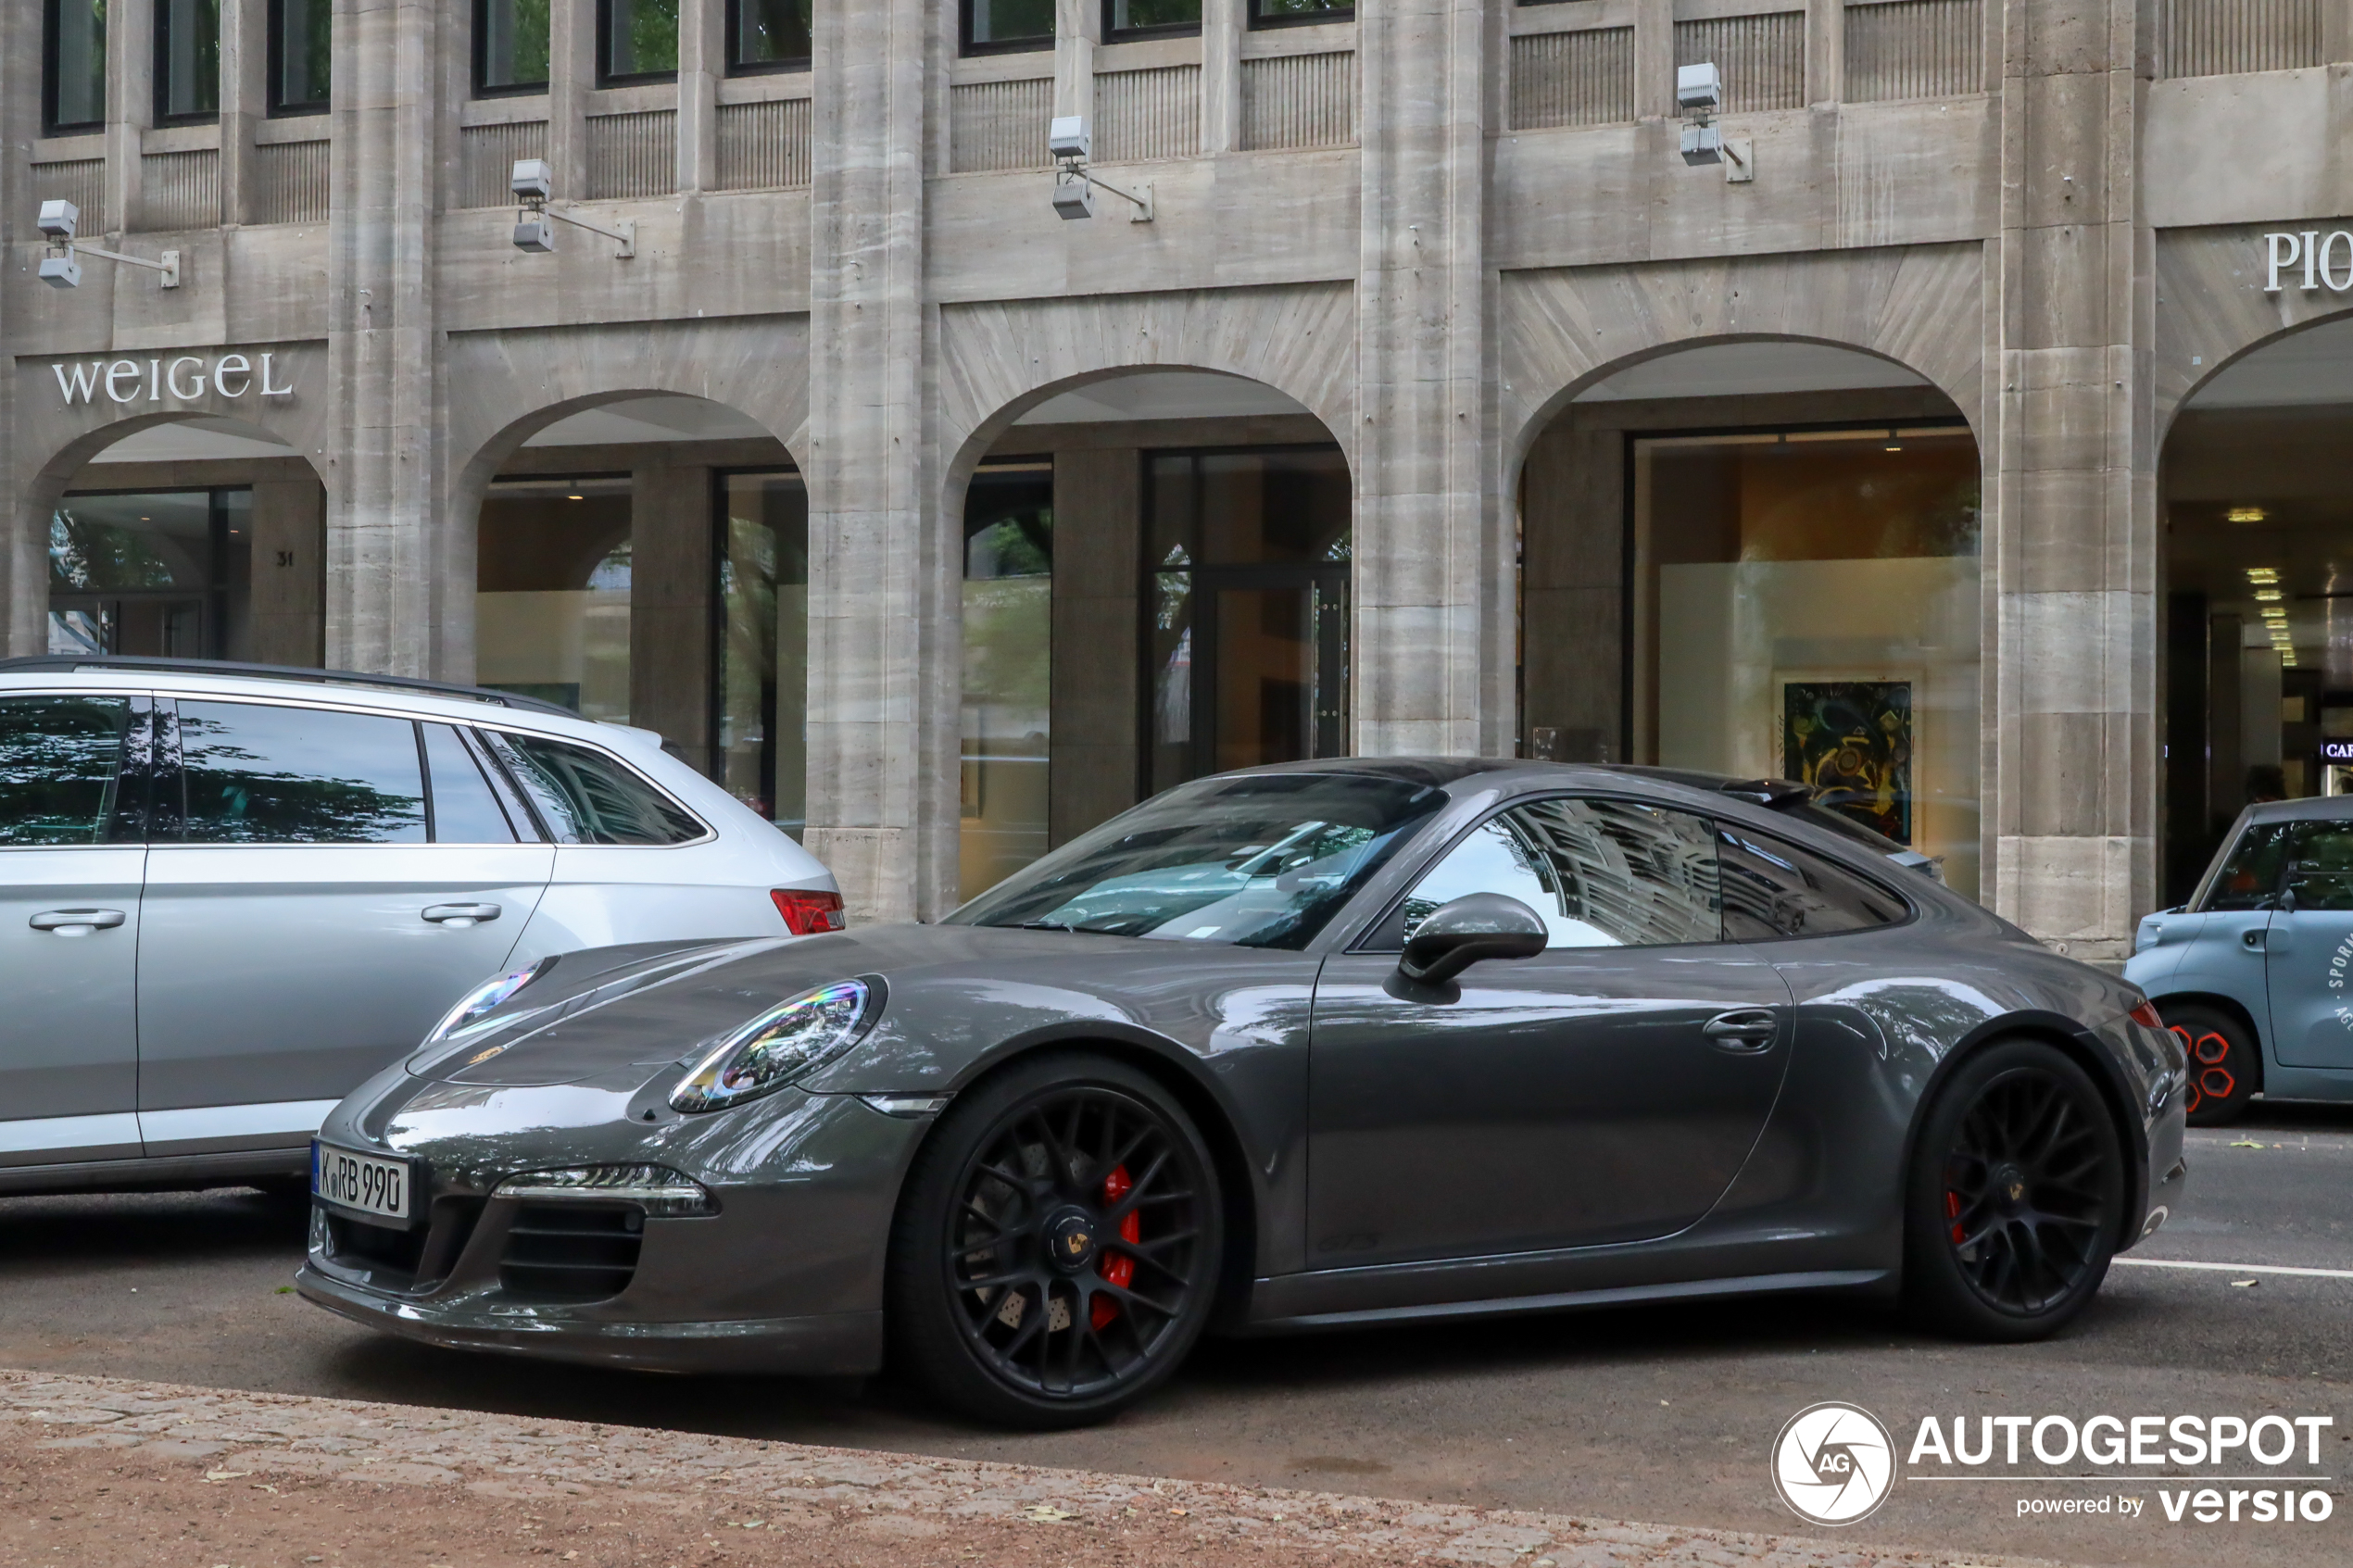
left=1195, top=568, right=1347, bottom=774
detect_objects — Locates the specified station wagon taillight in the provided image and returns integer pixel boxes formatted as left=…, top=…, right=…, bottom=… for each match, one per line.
left=773, top=889, right=847, bottom=935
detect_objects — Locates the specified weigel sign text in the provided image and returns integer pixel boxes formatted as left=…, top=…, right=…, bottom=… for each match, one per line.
left=51, top=351, right=295, bottom=406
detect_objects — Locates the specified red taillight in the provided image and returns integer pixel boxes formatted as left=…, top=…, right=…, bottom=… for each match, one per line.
left=772, top=889, right=846, bottom=935
left=2128, top=999, right=2165, bottom=1031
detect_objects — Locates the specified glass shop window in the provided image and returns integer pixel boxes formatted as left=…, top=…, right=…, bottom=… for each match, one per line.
left=1631, top=424, right=1982, bottom=899
left=1106, top=0, right=1201, bottom=40
left=269, top=0, right=331, bottom=115
left=961, top=464, right=1054, bottom=901
left=477, top=0, right=552, bottom=94
left=715, top=470, right=810, bottom=837
left=44, top=0, right=107, bottom=133
left=1250, top=0, right=1352, bottom=25
left=155, top=0, right=220, bottom=122
left=728, top=0, right=812, bottom=71
left=963, top=0, right=1054, bottom=53
left=599, top=0, right=679, bottom=83
left=49, top=488, right=253, bottom=662
left=474, top=476, right=633, bottom=721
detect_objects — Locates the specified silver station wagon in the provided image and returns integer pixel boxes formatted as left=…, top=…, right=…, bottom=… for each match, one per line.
left=0, top=657, right=837, bottom=1196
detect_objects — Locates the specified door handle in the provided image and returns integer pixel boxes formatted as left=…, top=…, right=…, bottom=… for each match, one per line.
left=1703, top=1009, right=1780, bottom=1052
left=2242, top=928, right=2266, bottom=949
left=422, top=903, right=501, bottom=927
left=30, top=909, right=127, bottom=935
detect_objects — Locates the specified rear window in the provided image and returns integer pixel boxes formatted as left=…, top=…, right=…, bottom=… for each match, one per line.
left=1718, top=825, right=1908, bottom=938
left=479, top=731, right=705, bottom=846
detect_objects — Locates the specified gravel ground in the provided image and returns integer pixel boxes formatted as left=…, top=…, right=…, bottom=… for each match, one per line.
left=0, top=1371, right=2068, bottom=1568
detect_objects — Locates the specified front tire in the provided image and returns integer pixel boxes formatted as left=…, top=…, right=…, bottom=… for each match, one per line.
left=2158, top=1002, right=2259, bottom=1126
left=1904, top=1040, right=2124, bottom=1341
left=886, top=1052, right=1223, bottom=1429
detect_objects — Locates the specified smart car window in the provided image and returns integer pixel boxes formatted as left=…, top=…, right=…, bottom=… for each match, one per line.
left=177, top=700, right=427, bottom=844
left=479, top=731, right=705, bottom=846
left=1381, top=797, right=1722, bottom=949
left=422, top=722, right=519, bottom=844
left=0, top=695, right=133, bottom=847
left=2199, top=822, right=2296, bottom=910
left=946, top=771, right=1445, bottom=949
left=2284, top=822, right=2353, bottom=912
left=1718, top=826, right=1907, bottom=939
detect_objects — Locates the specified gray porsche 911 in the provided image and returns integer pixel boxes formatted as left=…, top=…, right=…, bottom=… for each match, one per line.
left=298, top=759, right=2188, bottom=1427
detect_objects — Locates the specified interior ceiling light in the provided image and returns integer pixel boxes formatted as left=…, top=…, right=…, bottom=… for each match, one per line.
left=2247, top=568, right=2282, bottom=583
left=2229, top=507, right=2269, bottom=523
left=2256, top=589, right=2284, bottom=601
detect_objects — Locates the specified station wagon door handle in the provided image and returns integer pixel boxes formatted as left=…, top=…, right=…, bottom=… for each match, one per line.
left=29, top=909, right=127, bottom=935
left=422, top=903, right=502, bottom=927
left=1703, top=1009, right=1780, bottom=1052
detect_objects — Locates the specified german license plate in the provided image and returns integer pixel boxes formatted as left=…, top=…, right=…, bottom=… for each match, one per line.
left=311, top=1141, right=415, bottom=1223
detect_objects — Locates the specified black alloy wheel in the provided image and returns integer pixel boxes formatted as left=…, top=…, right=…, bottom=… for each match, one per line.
left=887, top=1052, right=1222, bottom=1428
left=2158, top=1001, right=2259, bottom=1126
left=1903, top=1039, right=2124, bottom=1340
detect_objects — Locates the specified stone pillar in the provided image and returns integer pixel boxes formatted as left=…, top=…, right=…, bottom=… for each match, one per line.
left=1055, top=0, right=1098, bottom=121
left=1202, top=0, right=1242, bottom=155
left=1987, top=0, right=2155, bottom=960
left=680, top=0, right=723, bottom=193
left=804, top=0, right=941, bottom=922
left=246, top=470, right=328, bottom=666
left=104, top=0, right=151, bottom=234
left=1354, top=2, right=1501, bottom=757
left=1050, top=449, right=1141, bottom=846
left=629, top=457, right=714, bottom=759
left=324, top=0, right=440, bottom=676
left=220, top=0, right=264, bottom=225
left=1805, top=0, right=1843, bottom=107
left=1520, top=418, right=1622, bottom=763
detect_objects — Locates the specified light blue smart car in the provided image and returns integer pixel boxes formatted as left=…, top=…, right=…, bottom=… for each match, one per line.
left=2127, top=797, right=2353, bottom=1124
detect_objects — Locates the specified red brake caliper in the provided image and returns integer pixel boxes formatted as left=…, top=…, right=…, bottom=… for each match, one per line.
left=1092, top=1163, right=1140, bottom=1331
left=1945, top=1189, right=1965, bottom=1246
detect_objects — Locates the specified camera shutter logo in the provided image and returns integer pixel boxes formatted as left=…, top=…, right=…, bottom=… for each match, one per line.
left=1771, top=1402, right=1896, bottom=1525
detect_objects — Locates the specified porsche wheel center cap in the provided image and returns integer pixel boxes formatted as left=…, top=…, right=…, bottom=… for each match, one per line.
left=1046, top=1209, right=1098, bottom=1273
left=1992, top=1162, right=2029, bottom=1212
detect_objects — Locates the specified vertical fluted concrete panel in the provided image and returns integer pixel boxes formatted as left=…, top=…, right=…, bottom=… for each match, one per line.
left=31, top=161, right=108, bottom=237
left=326, top=0, right=439, bottom=677
left=2159, top=0, right=2323, bottom=78
left=1356, top=3, right=1498, bottom=757
left=806, top=0, right=940, bottom=922
left=716, top=99, right=813, bottom=190
left=1508, top=28, right=1636, bottom=132
left=135, top=150, right=221, bottom=231
left=950, top=79, right=1055, bottom=172
left=1241, top=51, right=1358, bottom=150
left=1844, top=0, right=1985, bottom=102
left=457, top=122, right=549, bottom=208
left=585, top=110, right=681, bottom=199
left=1672, top=13, right=1806, bottom=113
left=1094, top=65, right=1203, bottom=163
left=1987, top=0, right=2156, bottom=958
left=252, top=141, right=333, bottom=225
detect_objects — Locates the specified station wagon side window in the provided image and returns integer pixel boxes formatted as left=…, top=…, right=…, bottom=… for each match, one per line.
left=0, top=694, right=139, bottom=846
left=1374, top=797, right=1722, bottom=949
left=421, top=722, right=522, bottom=843
left=1717, top=825, right=1908, bottom=939
left=477, top=731, right=705, bottom=846
left=176, top=700, right=428, bottom=844
left=2283, top=822, right=2353, bottom=911
left=2198, top=822, right=2297, bottom=910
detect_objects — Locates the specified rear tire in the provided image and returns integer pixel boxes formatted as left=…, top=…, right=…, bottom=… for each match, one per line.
left=886, top=1051, right=1223, bottom=1429
left=1904, top=1039, right=2124, bottom=1342
left=2158, top=1002, right=2259, bottom=1126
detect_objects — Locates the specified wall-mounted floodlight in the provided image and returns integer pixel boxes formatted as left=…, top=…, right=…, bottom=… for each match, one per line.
left=1047, top=116, right=1153, bottom=223
left=1675, top=63, right=1751, bottom=182
left=508, top=159, right=635, bottom=258
left=34, top=199, right=182, bottom=289
left=1676, top=63, right=1722, bottom=114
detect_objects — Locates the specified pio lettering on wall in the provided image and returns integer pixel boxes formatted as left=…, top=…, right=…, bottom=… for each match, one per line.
left=51, top=351, right=294, bottom=406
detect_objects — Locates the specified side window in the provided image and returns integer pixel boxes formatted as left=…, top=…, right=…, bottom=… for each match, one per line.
left=177, top=701, right=428, bottom=845
left=1718, top=826, right=1908, bottom=939
left=478, top=732, right=704, bottom=846
left=422, top=723, right=519, bottom=844
left=1386, top=797, right=1721, bottom=949
left=2284, top=822, right=2353, bottom=911
left=0, top=696, right=136, bottom=847
left=2200, top=822, right=2296, bottom=910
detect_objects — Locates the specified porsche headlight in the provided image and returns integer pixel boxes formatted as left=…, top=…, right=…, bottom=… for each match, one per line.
left=426, top=958, right=554, bottom=1046
left=670, top=979, right=876, bottom=1113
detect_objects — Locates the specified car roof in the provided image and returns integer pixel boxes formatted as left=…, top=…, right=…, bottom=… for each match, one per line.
left=2239, top=794, right=2353, bottom=824
left=0, top=655, right=577, bottom=716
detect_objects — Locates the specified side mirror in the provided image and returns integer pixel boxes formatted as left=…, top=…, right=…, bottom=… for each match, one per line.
left=1398, top=894, right=1549, bottom=987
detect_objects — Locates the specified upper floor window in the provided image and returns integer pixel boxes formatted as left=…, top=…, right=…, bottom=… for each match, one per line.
left=1105, top=0, right=1200, bottom=41
left=728, top=0, right=812, bottom=73
left=963, top=0, right=1053, bottom=54
left=1250, top=0, right=1351, bottom=25
left=269, top=0, right=331, bottom=116
left=599, top=0, right=679, bottom=83
left=43, top=0, right=107, bottom=134
left=476, top=0, right=551, bottom=95
left=155, top=0, right=220, bottom=123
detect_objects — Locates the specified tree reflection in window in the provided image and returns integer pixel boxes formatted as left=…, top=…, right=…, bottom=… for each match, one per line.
left=0, top=696, right=132, bottom=846
left=177, top=701, right=427, bottom=844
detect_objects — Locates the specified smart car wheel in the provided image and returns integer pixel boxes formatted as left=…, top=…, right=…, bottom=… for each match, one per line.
left=1904, top=1039, right=2123, bottom=1341
left=887, top=1052, right=1223, bottom=1429
left=2159, top=1002, right=2258, bottom=1126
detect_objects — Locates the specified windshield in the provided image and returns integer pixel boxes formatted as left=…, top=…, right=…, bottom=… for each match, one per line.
left=945, top=772, right=1447, bottom=949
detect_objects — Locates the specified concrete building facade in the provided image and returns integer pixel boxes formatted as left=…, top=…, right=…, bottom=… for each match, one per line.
left=7, top=0, right=2353, bottom=959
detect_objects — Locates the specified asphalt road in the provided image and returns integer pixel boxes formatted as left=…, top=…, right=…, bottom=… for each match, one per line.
left=5, top=1103, right=2351, bottom=1568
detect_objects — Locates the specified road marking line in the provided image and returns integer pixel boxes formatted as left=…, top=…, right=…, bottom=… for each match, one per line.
left=2114, top=1257, right=2353, bottom=1280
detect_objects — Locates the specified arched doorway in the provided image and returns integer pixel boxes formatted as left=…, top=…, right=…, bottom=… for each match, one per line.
left=953, top=370, right=1354, bottom=899
left=1517, top=340, right=1984, bottom=897
left=2160, top=317, right=2353, bottom=901
left=465, top=394, right=810, bottom=833
left=41, top=414, right=327, bottom=667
